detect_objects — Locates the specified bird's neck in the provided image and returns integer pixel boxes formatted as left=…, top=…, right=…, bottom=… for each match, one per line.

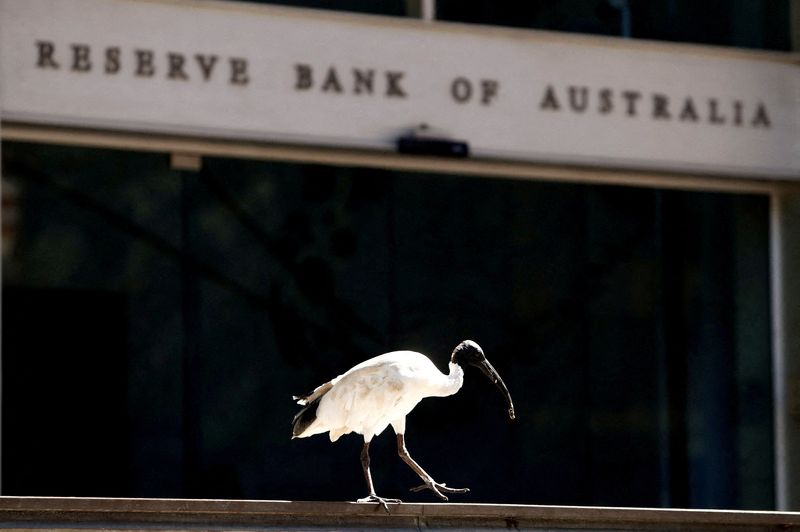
left=436, top=362, right=464, bottom=397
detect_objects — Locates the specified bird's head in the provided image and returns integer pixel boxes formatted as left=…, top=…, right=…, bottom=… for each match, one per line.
left=451, top=340, right=516, bottom=421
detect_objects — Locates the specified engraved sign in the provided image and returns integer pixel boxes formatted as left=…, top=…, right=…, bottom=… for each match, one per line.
left=0, top=0, right=797, bottom=178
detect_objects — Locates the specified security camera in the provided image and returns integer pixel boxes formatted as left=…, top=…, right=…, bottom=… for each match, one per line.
left=396, top=124, right=470, bottom=158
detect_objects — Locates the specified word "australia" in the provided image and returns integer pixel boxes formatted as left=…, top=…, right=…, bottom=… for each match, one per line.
left=540, top=85, right=771, bottom=128
left=34, top=41, right=250, bottom=85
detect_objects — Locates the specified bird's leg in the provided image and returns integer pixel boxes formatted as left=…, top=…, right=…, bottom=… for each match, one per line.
left=396, top=434, right=469, bottom=501
left=356, top=440, right=401, bottom=512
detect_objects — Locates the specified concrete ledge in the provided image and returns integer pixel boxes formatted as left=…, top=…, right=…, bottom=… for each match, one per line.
left=0, top=497, right=798, bottom=530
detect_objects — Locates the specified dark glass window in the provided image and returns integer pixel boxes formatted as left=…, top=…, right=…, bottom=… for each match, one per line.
left=216, top=0, right=792, bottom=52
left=2, top=142, right=773, bottom=508
left=436, top=0, right=791, bottom=51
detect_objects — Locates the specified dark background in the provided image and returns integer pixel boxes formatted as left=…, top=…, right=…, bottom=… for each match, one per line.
left=2, top=142, right=773, bottom=508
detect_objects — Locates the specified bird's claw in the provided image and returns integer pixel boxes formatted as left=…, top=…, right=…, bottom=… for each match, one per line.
left=357, top=494, right=401, bottom=513
left=410, top=481, right=470, bottom=501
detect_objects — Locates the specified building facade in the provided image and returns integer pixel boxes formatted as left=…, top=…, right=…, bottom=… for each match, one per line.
left=1, top=0, right=798, bottom=511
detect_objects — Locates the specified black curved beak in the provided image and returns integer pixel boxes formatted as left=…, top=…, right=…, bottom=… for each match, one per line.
left=476, top=359, right=516, bottom=420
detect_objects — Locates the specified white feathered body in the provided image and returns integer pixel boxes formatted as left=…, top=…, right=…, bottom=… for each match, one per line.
left=295, top=350, right=464, bottom=442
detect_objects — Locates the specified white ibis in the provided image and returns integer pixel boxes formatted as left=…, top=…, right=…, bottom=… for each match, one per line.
left=291, top=340, right=515, bottom=511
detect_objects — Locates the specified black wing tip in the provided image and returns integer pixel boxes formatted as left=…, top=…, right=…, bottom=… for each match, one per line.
left=291, top=405, right=314, bottom=438
left=291, top=382, right=335, bottom=438
left=291, top=393, right=324, bottom=438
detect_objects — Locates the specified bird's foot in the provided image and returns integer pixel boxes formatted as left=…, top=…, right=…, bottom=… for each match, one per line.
left=356, top=494, right=402, bottom=513
left=410, top=481, right=469, bottom=501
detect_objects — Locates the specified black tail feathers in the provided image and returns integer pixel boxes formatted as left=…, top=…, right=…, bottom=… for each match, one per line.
left=291, top=380, right=334, bottom=439
left=291, top=393, right=323, bottom=438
